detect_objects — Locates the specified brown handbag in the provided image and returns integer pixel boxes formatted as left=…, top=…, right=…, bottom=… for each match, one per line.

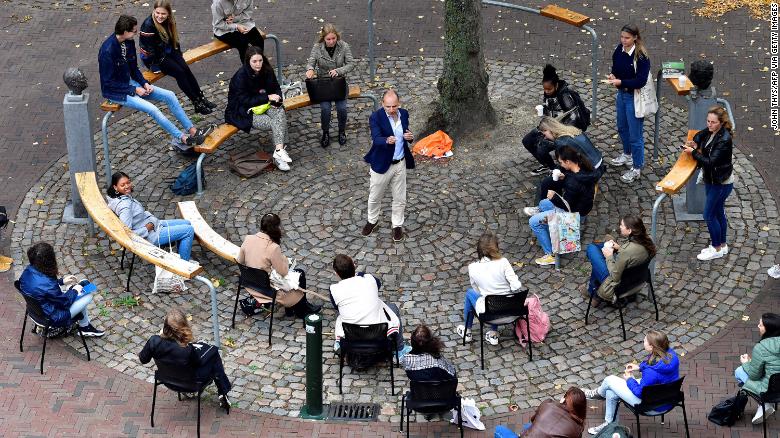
left=228, top=150, right=274, bottom=178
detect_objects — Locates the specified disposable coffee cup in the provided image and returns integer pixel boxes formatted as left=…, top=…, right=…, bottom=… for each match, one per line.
left=535, top=105, right=544, bottom=116
left=552, top=169, right=562, bottom=181
left=678, top=75, right=688, bottom=87
left=604, top=240, right=614, bottom=249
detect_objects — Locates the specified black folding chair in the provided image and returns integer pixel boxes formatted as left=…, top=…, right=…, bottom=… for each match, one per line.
left=338, top=322, right=399, bottom=395
left=15, top=280, right=90, bottom=374
left=741, top=373, right=780, bottom=438
left=231, top=264, right=277, bottom=345
left=463, top=289, right=531, bottom=370
left=614, top=376, right=690, bottom=438
left=585, top=258, right=659, bottom=341
left=400, top=379, right=463, bottom=438
left=150, top=359, right=217, bottom=438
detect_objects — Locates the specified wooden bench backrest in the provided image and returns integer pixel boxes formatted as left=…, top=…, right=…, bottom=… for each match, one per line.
left=75, top=172, right=203, bottom=279
left=656, top=130, right=699, bottom=195
left=177, top=201, right=240, bottom=262
left=540, top=5, right=590, bottom=27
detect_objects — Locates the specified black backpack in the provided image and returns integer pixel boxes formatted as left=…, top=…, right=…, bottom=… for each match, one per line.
left=570, top=90, right=591, bottom=131
left=707, top=392, right=748, bottom=426
left=171, top=163, right=204, bottom=196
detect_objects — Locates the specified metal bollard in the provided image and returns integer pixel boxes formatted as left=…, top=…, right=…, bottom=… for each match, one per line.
left=300, top=313, right=326, bottom=419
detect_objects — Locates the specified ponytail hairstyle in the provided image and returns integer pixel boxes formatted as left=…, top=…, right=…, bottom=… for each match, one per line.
left=161, top=308, right=194, bottom=346
left=621, top=214, right=657, bottom=258
left=557, top=145, right=594, bottom=172
left=541, top=64, right=560, bottom=86
left=152, top=0, right=179, bottom=48
left=621, top=24, right=649, bottom=60
left=260, top=213, right=282, bottom=244
left=106, top=171, right=130, bottom=198
left=644, top=330, right=672, bottom=365
left=707, top=106, right=733, bottom=134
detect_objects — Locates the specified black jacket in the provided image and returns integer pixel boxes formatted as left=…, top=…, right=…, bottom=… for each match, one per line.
left=225, top=64, right=283, bottom=132
left=138, top=15, right=180, bottom=69
left=548, top=167, right=600, bottom=216
left=139, top=335, right=198, bottom=368
left=542, top=80, right=588, bottom=131
left=692, top=127, right=733, bottom=184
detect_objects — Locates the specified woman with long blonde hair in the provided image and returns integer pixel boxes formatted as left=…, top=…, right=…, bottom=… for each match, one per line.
left=139, top=0, right=216, bottom=114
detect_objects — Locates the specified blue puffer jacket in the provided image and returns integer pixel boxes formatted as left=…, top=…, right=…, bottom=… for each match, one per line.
left=627, top=348, right=680, bottom=399
left=18, top=265, right=78, bottom=327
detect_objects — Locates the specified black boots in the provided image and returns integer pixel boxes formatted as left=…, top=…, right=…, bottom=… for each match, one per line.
left=192, top=97, right=212, bottom=115
left=321, top=131, right=330, bottom=148
left=200, top=95, right=217, bottom=110
left=338, top=130, right=347, bottom=145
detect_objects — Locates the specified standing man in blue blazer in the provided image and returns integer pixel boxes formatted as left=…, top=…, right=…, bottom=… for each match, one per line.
left=361, top=89, right=415, bottom=242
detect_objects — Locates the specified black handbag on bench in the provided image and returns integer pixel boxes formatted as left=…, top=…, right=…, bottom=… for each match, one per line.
left=305, top=76, right=347, bottom=103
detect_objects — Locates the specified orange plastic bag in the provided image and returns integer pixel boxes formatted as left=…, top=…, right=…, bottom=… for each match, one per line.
left=412, top=130, right=453, bottom=158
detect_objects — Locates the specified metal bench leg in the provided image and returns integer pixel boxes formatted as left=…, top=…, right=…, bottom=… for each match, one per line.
left=359, top=93, right=379, bottom=111
left=41, top=325, right=49, bottom=374
left=125, top=253, right=136, bottom=293
left=20, top=313, right=27, bottom=352
left=151, top=381, right=157, bottom=427
left=101, top=111, right=114, bottom=189
left=650, top=193, right=667, bottom=283
left=196, top=153, right=206, bottom=196
left=194, top=275, right=220, bottom=348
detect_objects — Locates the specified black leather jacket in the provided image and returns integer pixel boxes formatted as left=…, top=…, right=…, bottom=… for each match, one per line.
left=692, top=127, right=733, bottom=184
left=542, top=80, right=588, bottom=131
left=139, top=15, right=180, bottom=69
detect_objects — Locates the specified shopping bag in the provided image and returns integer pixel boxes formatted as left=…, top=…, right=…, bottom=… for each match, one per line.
left=450, top=397, right=485, bottom=430
left=633, top=59, right=658, bottom=118
left=547, top=192, right=581, bottom=254
left=151, top=221, right=188, bottom=294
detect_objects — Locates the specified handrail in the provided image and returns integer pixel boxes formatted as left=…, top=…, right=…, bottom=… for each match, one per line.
left=265, top=33, right=285, bottom=85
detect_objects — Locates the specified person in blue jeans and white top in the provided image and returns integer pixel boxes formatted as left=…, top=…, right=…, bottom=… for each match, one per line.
left=456, top=232, right=522, bottom=346
left=523, top=146, right=599, bottom=266
left=18, top=242, right=105, bottom=337
left=583, top=330, right=680, bottom=435
left=607, top=24, right=651, bottom=184
left=107, top=171, right=195, bottom=261
left=99, top=15, right=208, bottom=151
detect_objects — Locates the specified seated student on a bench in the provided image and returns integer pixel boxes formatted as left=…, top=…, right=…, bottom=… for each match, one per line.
left=99, top=15, right=208, bottom=151
left=107, top=171, right=195, bottom=261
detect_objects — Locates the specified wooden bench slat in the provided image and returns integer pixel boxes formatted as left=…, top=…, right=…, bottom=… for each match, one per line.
left=75, top=172, right=203, bottom=279
left=195, top=124, right=240, bottom=154
left=666, top=77, right=692, bottom=96
left=142, top=70, right=165, bottom=83
left=656, top=130, right=699, bottom=195
left=540, top=5, right=590, bottom=27
left=100, top=101, right=121, bottom=112
left=177, top=201, right=240, bottom=262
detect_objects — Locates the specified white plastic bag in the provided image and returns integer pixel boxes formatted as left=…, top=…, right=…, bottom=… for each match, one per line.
left=269, top=258, right=301, bottom=291
left=151, top=222, right=188, bottom=294
left=450, top=397, right=485, bottom=430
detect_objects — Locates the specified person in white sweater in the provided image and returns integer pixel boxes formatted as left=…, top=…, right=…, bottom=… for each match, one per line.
left=456, top=232, right=522, bottom=345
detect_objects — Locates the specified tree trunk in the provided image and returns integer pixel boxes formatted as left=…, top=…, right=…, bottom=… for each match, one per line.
left=425, top=0, right=496, bottom=138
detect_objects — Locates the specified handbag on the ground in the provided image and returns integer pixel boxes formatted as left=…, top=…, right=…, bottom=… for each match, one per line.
left=633, top=58, right=658, bottom=118
left=305, top=76, right=347, bottom=103
left=228, top=149, right=274, bottom=178
left=152, top=222, right=188, bottom=294
left=707, top=392, right=748, bottom=426
left=547, top=192, right=581, bottom=254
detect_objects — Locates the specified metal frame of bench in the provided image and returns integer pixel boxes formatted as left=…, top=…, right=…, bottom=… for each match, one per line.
left=368, top=0, right=599, bottom=118
left=75, top=171, right=223, bottom=347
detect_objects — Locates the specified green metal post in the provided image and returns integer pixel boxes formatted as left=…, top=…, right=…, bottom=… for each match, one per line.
left=299, top=313, right=326, bottom=419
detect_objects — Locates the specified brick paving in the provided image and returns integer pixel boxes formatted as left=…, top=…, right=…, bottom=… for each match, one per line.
left=0, top=0, right=779, bottom=437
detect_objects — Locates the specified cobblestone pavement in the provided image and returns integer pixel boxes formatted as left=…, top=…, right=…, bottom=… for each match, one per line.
left=1, top=0, right=780, bottom=436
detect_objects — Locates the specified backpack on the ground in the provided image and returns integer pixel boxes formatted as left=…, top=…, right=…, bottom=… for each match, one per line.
left=593, top=422, right=632, bottom=438
left=171, top=163, right=204, bottom=196
left=228, top=150, right=274, bottom=178
left=514, top=293, right=550, bottom=347
left=571, top=90, right=591, bottom=131
left=707, top=392, right=748, bottom=426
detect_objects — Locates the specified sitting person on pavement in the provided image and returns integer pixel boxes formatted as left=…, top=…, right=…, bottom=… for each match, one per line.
left=518, top=387, right=586, bottom=438
left=401, top=324, right=456, bottom=381
left=583, top=330, right=680, bottom=435
left=585, top=215, right=655, bottom=303
left=456, top=232, right=523, bottom=346
left=107, top=171, right=195, bottom=261
left=18, top=242, right=105, bottom=337
left=237, top=213, right=320, bottom=319
left=523, top=146, right=599, bottom=266
left=735, top=312, right=780, bottom=424
left=98, top=15, right=207, bottom=151
left=329, top=253, right=411, bottom=358
left=523, top=64, right=590, bottom=176
left=139, top=308, right=232, bottom=412
left=225, top=45, right=292, bottom=171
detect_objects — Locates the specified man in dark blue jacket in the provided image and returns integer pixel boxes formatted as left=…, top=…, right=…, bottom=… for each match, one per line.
left=98, top=15, right=205, bottom=150
left=361, top=89, right=415, bottom=242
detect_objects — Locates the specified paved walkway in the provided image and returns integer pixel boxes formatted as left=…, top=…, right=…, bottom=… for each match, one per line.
left=1, top=0, right=779, bottom=437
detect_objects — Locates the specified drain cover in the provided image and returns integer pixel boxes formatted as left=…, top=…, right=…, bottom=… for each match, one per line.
left=327, top=402, right=379, bottom=422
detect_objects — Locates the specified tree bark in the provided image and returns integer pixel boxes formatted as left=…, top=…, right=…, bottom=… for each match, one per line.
left=425, top=0, right=496, bottom=138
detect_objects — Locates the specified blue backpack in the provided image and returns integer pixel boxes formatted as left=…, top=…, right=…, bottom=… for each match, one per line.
left=171, top=164, right=203, bottom=196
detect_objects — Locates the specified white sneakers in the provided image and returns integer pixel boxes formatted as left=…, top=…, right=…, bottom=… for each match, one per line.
left=485, top=330, right=499, bottom=346
left=456, top=325, right=473, bottom=342
left=752, top=404, right=776, bottom=424
left=522, top=206, right=540, bottom=217
left=273, top=148, right=292, bottom=172
left=456, top=325, right=499, bottom=345
left=620, top=168, right=641, bottom=183
left=697, top=244, right=728, bottom=261
left=611, top=153, right=632, bottom=167
left=587, top=422, right=609, bottom=435
left=769, top=264, right=780, bottom=279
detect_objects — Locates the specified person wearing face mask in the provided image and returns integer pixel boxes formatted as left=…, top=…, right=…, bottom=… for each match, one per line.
left=139, top=0, right=217, bottom=115
left=522, top=64, right=589, bottom=176
left=305, top=24, right=355, bottom=148
left=106, top=171, right=195, bottom=261
left=225, top=45, right=292, bottom=171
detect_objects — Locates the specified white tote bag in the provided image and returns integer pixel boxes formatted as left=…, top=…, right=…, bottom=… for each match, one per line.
left=450, top=397, right=486, bottom=430
left=151, top=221, right=188, bottom=294
left=633, top=58, right=658, bottom=118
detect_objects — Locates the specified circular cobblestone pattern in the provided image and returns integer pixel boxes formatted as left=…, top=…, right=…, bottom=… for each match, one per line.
left=11, top=56, right=780, bottom=422
left=7, top=0, right=139, bottom=11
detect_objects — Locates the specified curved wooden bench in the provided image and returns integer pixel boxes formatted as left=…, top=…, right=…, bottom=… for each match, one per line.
left=177, top=201, right=239, bottom=262
left=655, top=130, right=698, bottom=195
left=540, top=5, right=590, bottom=27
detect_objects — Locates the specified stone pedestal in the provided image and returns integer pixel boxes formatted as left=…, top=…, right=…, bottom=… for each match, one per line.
left=674, top=88, right=716, bottom=221
left=62, top=91, right=97, bottom=224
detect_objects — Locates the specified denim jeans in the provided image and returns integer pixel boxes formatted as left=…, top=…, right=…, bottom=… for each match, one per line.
left=69, top=293, right=93, bottom=327
left=616, top=90, right=645, bottom=169
left=117, top=80, right=193, bottom=141
left=154, top=219, right=195, bottom=260
left=462, top=288, right=497, bottom=330
left=735, top=366, right=749, bottom=386
left=587, top=243, right=610, bottom=296
left=320, top=99, right=348, bottom=133
left=597, top=374, right=642, bottom=423
left=529, top=199, right=564, bottom=255
left=704, top=183, right=733, bottom=247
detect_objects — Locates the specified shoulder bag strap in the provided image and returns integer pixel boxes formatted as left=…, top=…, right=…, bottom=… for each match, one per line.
left=551, top=191, right=572, bottom=212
